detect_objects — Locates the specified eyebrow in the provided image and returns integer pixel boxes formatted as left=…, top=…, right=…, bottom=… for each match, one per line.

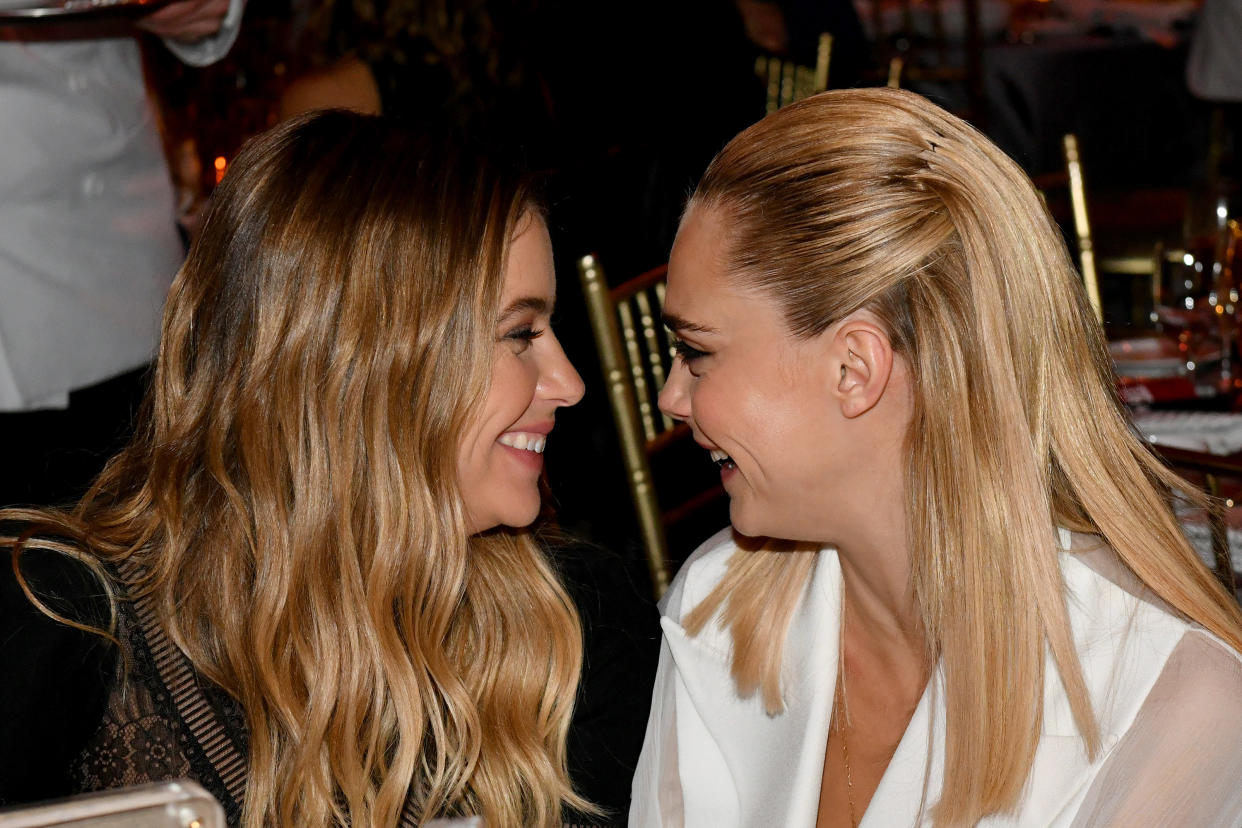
left=497, top=296, right=550, bottom=322
left=662, top=313, right=717, bottom=335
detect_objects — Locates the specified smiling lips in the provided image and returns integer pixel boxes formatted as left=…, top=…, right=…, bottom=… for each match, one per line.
left=498, top=432, right=548, bottom=453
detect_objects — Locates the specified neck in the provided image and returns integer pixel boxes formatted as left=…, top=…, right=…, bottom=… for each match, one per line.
left=835, top=520, right=924, bottom=663
left=825, top=353, right=925, bottom=666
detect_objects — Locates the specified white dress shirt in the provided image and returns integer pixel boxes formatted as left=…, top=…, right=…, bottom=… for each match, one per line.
left=631, top=527, right=1242, bottom=827
left=0, top=2, right=243, bottom=410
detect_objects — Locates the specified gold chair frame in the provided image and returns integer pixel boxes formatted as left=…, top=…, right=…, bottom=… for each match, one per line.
left=757, top=32, right=834, bottom=115
left=1063, top=134, right=1103, bottom=323
left=578, top=256, right=675, bottom=596
left=1034, top=134, right=1102, bottom=324
left=875, top=0, right=985, bottom=122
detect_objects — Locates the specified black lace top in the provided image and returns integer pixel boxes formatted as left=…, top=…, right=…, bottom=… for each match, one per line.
left=0, top=548, right=633, bottom=826
left=0, top=550, right=247, bottom=822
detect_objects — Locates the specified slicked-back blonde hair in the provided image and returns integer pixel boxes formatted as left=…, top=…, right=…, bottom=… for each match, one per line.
left=681, top=87, right=1242, bottom=825
left=2, top=111, right=586, bottom=826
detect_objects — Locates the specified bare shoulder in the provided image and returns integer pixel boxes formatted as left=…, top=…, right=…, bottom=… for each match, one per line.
left=1149, top=630, right=1242, bottom=716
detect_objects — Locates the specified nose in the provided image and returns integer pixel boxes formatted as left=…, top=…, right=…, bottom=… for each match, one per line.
left=541, top=331, right=586, bottom=407
left=658, top=361, right=691, bottom=422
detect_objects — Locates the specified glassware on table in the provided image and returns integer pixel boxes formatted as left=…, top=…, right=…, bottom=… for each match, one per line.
left=1153, top=200, right=1242, bottom=396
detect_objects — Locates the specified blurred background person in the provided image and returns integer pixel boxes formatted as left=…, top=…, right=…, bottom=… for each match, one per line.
left=0, top=0, right=242, bottom=510
left=1188, top=0, right=1242, bottom=196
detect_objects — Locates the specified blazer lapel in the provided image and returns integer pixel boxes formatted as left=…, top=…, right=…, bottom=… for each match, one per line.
left=860, top=672, right=943, bottom=827
left=662, top=550, right=843, bottom=827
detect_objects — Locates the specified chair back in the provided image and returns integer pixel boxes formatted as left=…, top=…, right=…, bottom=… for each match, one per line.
left=578, top=255, right=726, bottom=597
left=1033, top=134, right=1103, bottom=324
left=869, top=0, right=984, bottom=121
left=755, top=32, right=833, bottom=115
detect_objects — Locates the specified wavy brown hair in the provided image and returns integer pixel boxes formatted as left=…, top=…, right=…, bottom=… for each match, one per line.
left=680, top=88, right=1242, bottom=825
left=2, top=111, right=586, bottom=826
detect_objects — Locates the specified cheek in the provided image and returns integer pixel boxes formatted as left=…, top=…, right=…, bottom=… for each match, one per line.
left=487, top=359, right=539, bottom=424
left=718, top=376, right=824, bottom=483
left=695, top=371, right=775, bottom=448
left=688, top=380, right=726, bottom=438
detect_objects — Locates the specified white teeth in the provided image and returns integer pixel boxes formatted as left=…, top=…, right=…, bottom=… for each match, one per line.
left=499, top=432, right=546, bottom=453
left=709, top=449, right=730, bottom=462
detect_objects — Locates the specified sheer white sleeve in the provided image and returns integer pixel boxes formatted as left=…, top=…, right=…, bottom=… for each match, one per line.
left=1069, top=630, right=1242, bottom=827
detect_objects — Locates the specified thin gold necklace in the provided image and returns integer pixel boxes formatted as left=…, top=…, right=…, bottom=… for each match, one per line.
left=835, top=657, right=858, bottom=828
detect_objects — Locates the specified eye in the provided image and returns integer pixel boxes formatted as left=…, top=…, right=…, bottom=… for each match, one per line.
left=672, top=338, right=709, bottom=373
left=502, top=324, right=545, bottom=353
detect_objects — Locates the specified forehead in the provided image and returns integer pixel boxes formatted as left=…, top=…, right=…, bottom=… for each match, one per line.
left=501, top=214, right=555, bottom=303
left=665, top=206, right=766, bottom=324
left=666, top=207, right=822, bottom=364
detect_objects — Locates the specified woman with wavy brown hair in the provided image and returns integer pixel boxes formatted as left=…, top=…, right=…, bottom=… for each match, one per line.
left=631, top=87, right=1242, bottom=827
left=1, top=110, right=591, bottom=826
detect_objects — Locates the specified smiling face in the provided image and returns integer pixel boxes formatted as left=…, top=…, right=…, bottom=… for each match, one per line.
left=457, top=214, right=585, bottom=535
left=658, top=206, right=870, bottom=541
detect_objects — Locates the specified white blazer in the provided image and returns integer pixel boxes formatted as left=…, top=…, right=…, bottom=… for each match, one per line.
left=630, top=528, right=1242, bottom=827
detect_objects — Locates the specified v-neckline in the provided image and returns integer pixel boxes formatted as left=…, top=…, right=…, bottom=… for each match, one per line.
left=816, top=548, right=940, bottom=828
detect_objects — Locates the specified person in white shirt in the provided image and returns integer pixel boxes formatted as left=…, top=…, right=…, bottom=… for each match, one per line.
left=1188, top=0, right=1242, bottom=103
left=0, top=0, right=242, bottom=508
left=631, top=87, right=1242, bottom=827
left=1187, top=0, right=1242, bottom=210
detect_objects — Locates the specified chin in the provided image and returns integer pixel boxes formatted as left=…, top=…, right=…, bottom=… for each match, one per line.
left=728, top=502, right=764, bottom=539
left=467, top=497, right=542, bottom=535
left=501, top=499, right=543, bottom=530
left=729, top=502, right=809, bottom=544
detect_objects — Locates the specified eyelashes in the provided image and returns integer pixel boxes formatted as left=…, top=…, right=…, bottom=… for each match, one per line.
left=671, top=338, right=709, bottom=363
left=503, top=325, right=545, bottom=352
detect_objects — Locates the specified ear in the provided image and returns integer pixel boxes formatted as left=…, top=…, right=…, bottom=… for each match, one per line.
left=829, top=314, right=894, bottom=419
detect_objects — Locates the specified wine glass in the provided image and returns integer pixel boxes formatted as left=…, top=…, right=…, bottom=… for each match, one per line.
left=1154, top=205, right=1242, bottom=395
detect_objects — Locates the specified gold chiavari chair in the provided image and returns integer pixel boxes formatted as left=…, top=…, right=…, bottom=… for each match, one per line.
left=1033, top=134, right=1103, bottom=324
left=756, top=32, right=834, bottom=115
left=1063, top=134, right=1102, bottom=323
left=872, top=0, right=984, bottom=122
left=1035, top=138, right=1199, bottom=329
left=577, top=255, right=726, bottom=598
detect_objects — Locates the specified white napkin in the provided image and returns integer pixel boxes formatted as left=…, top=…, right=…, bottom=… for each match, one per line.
left=1132, top=410, right=1242, bottom=456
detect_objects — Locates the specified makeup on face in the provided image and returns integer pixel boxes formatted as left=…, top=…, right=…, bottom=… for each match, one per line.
left=457, top=216, right=584, bottom=535
left=659, top=207, right=848, bottom=541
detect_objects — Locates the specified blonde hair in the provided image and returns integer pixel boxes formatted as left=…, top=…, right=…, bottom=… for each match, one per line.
left=2, top=112, right=586, bottom=826
left=681, top=88, right=1242, bottom=825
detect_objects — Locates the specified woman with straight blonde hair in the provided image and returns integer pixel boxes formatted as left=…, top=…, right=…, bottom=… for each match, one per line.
left=630, top=87, right=1242, bottom=827
left=0, top=110, right=593, bottom=826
